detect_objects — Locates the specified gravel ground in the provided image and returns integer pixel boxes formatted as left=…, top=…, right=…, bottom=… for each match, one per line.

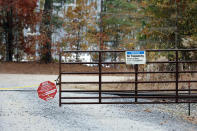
left=0, top=74, right=197, bottom=131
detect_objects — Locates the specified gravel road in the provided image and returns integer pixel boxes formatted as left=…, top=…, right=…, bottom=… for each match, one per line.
left=0, top=74, right=197, bottom=131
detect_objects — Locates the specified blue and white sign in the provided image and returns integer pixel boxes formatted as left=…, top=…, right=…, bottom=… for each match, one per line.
left=125, top=51, right=146, bottom=64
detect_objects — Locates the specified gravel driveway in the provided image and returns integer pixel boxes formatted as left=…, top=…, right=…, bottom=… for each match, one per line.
left=0, top=74, right=197, bottom=131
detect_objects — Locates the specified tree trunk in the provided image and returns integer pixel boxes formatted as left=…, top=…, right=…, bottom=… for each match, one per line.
left=6, top=10, right=13, bottom=62
left=41, top=0, right=53, bottom=63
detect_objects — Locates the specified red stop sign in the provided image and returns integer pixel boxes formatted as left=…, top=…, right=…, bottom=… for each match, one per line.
left=37, top=81, right=57, bottom=101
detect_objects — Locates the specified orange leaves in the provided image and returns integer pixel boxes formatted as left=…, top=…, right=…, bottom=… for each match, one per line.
left=0, top=0, right=41, bottom=60
left=16, top=0, right=37, bottom=10
left=62, top=0, right=98, bottom=50
left=0, top=0, right=40, bottom=25
left=0, top=0, right=16, bottom=11
left=16, top=0, right=38, bottom=19
left=125, top=42, right=135, bottom=50
left=80, top=43, right=88, bottom=50
left=0, top=0, right=38, bottom=13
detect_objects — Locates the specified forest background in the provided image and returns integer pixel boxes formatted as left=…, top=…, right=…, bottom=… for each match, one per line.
left=0, top=0, right=196, bottom=64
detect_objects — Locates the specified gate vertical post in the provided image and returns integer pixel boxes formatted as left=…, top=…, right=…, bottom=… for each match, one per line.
left=134, top=64, right=138, bottom=102
left=175, top=50, right=179, bottom=103
left=99, top=51, right=102, bottom=103
left=59, top=52, right=62, bottom=107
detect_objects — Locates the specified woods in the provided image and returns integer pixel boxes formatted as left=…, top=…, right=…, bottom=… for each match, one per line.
left=0, top=0, right=196, bottom=62
left=0, top=0, right=39, bottom=61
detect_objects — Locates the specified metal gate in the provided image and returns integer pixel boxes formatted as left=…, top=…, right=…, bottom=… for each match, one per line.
left=56, top=49, right=197, bottom=106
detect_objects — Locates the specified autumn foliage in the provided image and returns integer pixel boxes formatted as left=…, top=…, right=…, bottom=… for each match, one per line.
left=0, top=0, right=38, bottom=14
left=0, top=0, right=196, bottom=62
left=0, top=0, right=41, bottom=61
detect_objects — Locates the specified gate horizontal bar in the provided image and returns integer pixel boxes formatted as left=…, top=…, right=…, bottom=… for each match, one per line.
left=60, top=92, right=197, bottom=97
left=102, top=61, right=191, bottom=64
left=100, top=101, right=197, bottom=104
left=60, top=71, right=197, bottom=75
left=61, top=101, right=197, bottom=104
left=61, top=96, right=197, bottom=99
left=147, top=60, right=197, bottom=64
left=61, top=61, right=197, bottom=65
left=138, top=80, right=197, bottom=83
left=61, top=62, right=99, bottom=64
left=61, top=82, right=99, bottom=84
left=60, top=80, right=197, bottom=84
left=61, top=89, right=197, bottom=92
left=62, top=49, right=197, bottom=53
left=60, top=93, right=197, bottom=97
left=61, top=72, right=99, bottom=74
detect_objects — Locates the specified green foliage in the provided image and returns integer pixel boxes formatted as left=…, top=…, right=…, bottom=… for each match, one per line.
left=139, top=0, right=197, bottom=49
left=51, top=15, right=64, bottom=29
left=137, top=0, right=197, bottom=63
left=102, top=0, right=139, bottom=50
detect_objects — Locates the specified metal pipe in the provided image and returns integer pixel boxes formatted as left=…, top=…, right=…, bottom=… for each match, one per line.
left=61, top=101, right=197, bottom=104
left=60, top=89, right=197, bottom=92
left=175, top=50, right=179, bottom=103
left=59, top=52, right=62, bottom=107
left=99, top=51, right=102, bottom=103
left=62, top=49, right=197, bottom=53
left=135, top=65, right=138, bottom=102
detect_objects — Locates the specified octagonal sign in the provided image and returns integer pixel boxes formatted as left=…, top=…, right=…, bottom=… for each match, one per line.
left=37, top=81, right=57, bottom=101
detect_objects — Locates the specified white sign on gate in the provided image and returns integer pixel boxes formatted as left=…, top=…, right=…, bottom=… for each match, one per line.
left=125, top=51, right=146, bottom=65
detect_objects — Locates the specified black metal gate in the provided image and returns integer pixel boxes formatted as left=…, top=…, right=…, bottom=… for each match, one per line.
left=56, top=49, right=197, bottom=106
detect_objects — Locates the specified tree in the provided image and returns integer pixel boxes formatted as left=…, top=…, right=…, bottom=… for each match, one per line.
left=0, top=0, right=39, bottom=61
left=61, top=0, right=97, bottom=61
left=102, top=0, right=137, bottom=49
left=138, top=0, right=197, bottom=74
left=101, top=0, right=143, bottom=64
left=40, top=0, right=53, bottom=63
left=139, top=0, right=197, bottom=49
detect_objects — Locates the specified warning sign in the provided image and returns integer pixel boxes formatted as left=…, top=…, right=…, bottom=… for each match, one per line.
left=125, top=51, right=146, bottom=65
left=37, top=81, right=57, bottom=101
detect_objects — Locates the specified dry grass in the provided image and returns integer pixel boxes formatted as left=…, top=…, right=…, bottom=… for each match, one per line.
left=1, top=62, right=196, bottom=91
left=61, top=72, right=197, bottom=91
left=0, top=62, right=129, bottom=75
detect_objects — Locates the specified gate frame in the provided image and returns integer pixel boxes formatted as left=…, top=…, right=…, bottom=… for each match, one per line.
left=56, top=49, right=197, bottom=106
